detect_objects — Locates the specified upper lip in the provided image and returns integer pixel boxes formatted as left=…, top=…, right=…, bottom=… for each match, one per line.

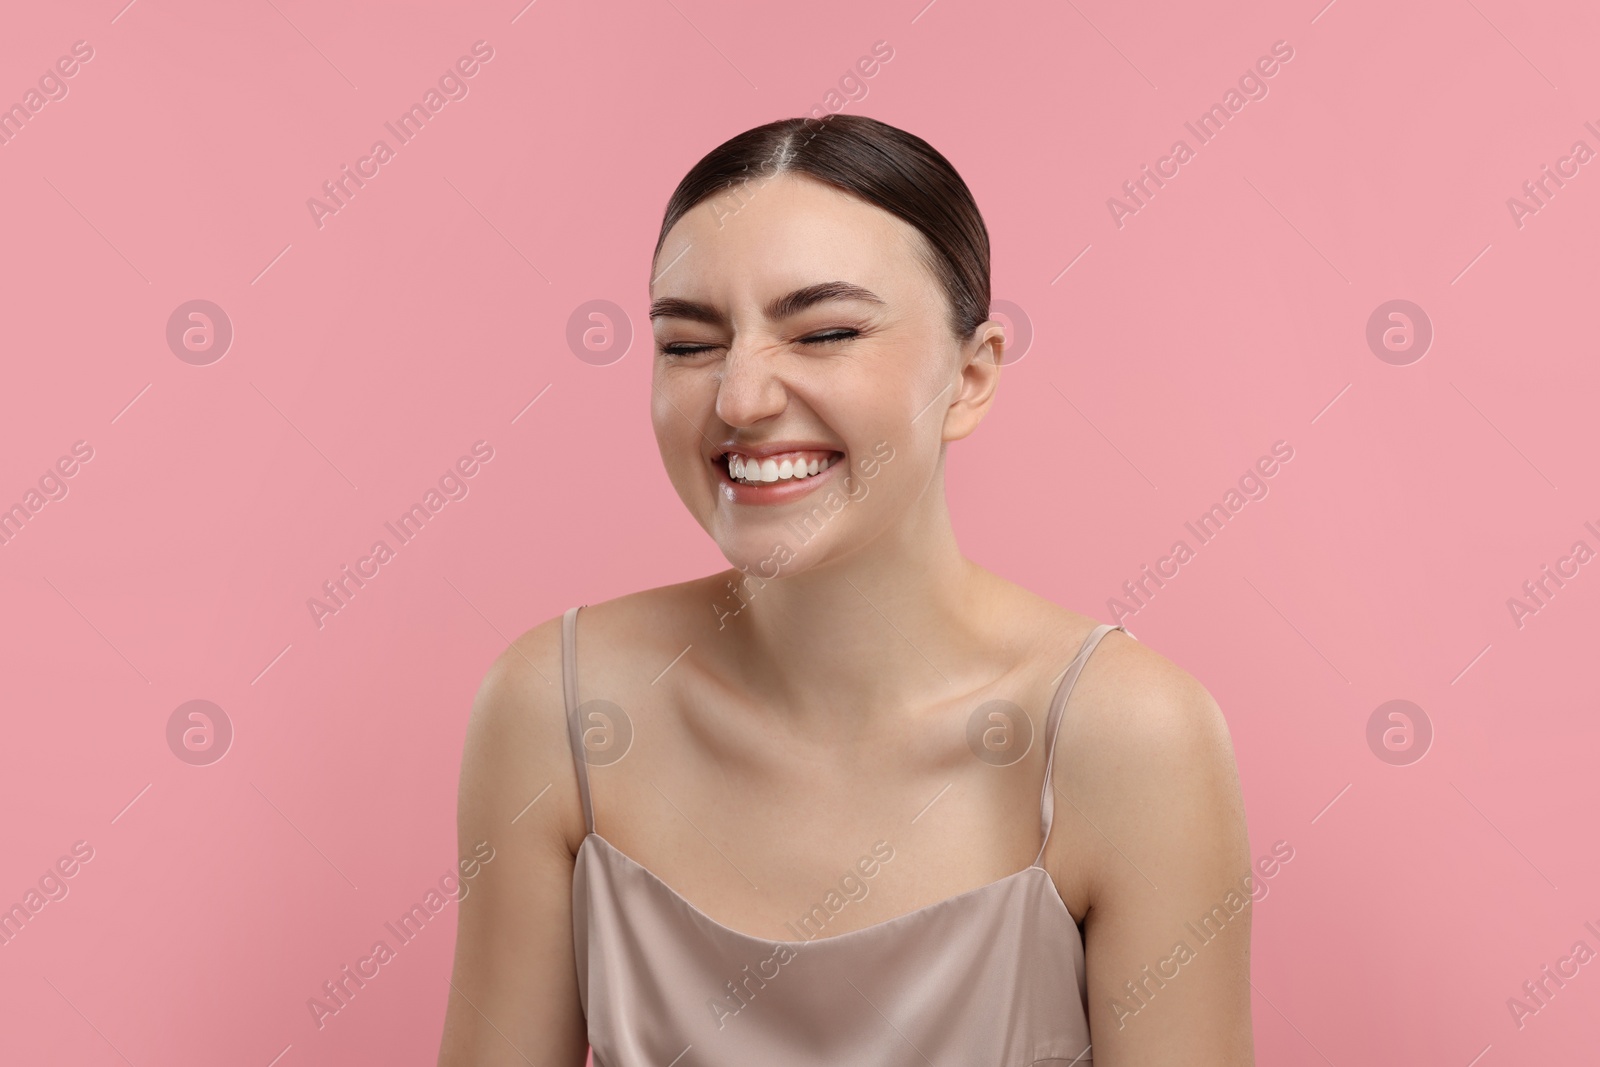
left=712, top=440, right=844, bottom=461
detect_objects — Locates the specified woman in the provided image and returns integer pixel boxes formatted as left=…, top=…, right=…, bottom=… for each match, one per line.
left=438, top=114, right=1254, bottom=1065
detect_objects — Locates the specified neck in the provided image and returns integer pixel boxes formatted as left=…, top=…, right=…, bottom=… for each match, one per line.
left=710, top=476, right=998, bottom=727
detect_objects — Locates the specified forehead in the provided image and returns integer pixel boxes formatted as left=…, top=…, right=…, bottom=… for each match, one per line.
left=651, top=173, right=930, bottom=302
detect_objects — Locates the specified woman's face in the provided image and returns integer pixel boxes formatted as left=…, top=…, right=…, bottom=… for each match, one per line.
left=649, top=171, right=995, bottom=577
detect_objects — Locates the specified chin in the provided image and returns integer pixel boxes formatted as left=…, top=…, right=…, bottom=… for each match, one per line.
left=712, top=529, right=809, bottom=580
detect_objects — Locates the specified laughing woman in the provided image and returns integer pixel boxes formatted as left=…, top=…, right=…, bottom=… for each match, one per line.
left=438, top=114, right=1254, bottom=1066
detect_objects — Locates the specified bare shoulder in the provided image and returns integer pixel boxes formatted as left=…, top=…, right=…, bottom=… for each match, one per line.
left=1025, top=611, right=1255, bottom=1059
left=462, top=580, right=713, bottom=851
left=460, top=610, right=583, bottom=854
left=1071, top=626, right=1234, bottom=756
left=990, top=574, right=1248, bottom=912
left=1050, top=620, right=1248, bottom=904
left=443, top=609, right=600, bottom=1063
left=997, top=581, right=1240, bottom=773
left=476, top=578, right=699, bottom=728
left=549, top=575, right=716, bottom=649
left=988, top=573, right=1232, bottom=766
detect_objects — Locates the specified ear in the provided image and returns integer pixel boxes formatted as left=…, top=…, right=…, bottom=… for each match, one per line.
left=941, top=320, right=1006, bottom=443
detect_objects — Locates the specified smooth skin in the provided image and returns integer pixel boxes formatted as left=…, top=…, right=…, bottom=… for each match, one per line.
left=438, top=172, right=1254, bottom=1065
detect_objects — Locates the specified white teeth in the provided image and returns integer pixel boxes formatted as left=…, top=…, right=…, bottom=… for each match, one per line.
left=725, top=452, right=836, bottom=485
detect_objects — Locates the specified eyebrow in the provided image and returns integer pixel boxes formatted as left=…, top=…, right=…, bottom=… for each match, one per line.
left=648, top=281, right=886, bottom=326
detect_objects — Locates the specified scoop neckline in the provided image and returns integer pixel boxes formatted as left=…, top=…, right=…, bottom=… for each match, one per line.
left=578, top=831, right=1086, bottom=951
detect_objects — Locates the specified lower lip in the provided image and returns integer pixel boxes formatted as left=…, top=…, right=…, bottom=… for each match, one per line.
left=715, top=454, right=844, bottom=506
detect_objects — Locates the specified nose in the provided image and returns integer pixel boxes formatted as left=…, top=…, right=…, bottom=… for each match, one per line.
left=713, top=339, right=788, bottom=429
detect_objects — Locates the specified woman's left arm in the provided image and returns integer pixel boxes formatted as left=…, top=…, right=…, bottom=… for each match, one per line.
left=1057, top=638, right=1256, bottom=1065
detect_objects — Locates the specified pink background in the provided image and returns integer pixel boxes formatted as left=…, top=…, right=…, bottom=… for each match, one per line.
left=3, top=0, right=1598, bottom=1063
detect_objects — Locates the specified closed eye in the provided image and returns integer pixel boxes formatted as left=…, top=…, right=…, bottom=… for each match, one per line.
left=657, top=328, right=860, bottom=358
left=800, top=329, right=859, bottom=345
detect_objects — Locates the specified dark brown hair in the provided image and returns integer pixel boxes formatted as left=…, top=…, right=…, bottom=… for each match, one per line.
left=652, top=115, right=991, bottom=341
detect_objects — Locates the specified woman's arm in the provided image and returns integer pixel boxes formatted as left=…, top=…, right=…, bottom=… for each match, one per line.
left=1061, top=636, right=1256, bottom=1065
left=437, top=618, right=591, bottom=1066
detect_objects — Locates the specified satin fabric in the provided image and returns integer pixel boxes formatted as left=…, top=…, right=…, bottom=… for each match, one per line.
left=561, top=605, right=1125, bottom=1065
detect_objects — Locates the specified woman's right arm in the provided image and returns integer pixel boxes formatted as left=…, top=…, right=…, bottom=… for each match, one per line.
left=438, top=617, right=591, bottom=1066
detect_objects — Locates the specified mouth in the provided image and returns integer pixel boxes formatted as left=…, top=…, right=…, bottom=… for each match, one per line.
left=713, top=448, right=845, bottom=505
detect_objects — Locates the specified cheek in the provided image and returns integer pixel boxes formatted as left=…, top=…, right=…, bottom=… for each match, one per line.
left=651, top=371, right=723, bottom=509
left=649, top=390, right=676, bottom=451
left=864, top=451, right=921, bottom=506
left=650, top=371, right=702, bottom=449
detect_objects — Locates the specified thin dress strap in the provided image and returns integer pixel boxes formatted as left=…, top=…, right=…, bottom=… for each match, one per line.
left=561, top=605, right=596, bottom=835
left=1033, top=622, right=1128, bottom=867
